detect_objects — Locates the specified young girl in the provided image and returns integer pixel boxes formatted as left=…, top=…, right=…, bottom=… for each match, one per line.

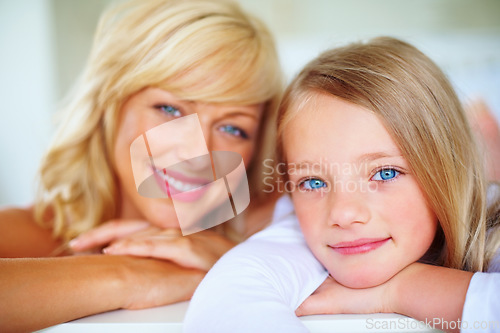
left=184, top=37, right=500, bottom=332
left=0, top=0, right=283, bottom=331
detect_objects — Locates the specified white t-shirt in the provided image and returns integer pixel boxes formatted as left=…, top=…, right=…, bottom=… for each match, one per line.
left=462, top=264, right=500, bottom=332
left=183, top=195, right=328, bottom=333
left=184, top=195, right=500, bottom=333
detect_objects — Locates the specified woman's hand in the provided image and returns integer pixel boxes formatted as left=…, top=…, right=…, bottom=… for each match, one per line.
left=296, top=275, right=392, bottom=316
left=70, top=220, right=236, bottom=271
left=119, top=255, right=205, bottom=309
left=69, top=219, right=155, bottom=253
left=103, top=228, right=236, bottom=271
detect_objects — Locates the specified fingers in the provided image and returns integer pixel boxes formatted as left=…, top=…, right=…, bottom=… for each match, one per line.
left=103, top=231, right=208, bottom=269
left=295, top=292, right=332, bottom=317
left=103, top=235, right=179, bottom=259
left=295, top=301, right=310, bottom=317
left=69, top=220, right=152, bottom=252
left=102, top=229, right=230, bottom=271
left=295, top=276, right=338, bottom=316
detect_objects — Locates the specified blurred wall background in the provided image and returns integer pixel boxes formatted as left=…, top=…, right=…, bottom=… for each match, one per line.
left=1, top=0, right=499, bottom=206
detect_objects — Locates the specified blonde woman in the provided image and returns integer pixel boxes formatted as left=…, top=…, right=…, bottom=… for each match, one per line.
left=0, top=0, right=282, bottom=331
left=184, top=37, right=500, bottom=333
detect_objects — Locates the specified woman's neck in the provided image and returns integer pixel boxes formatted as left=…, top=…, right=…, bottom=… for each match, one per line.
left=241, top=194, right=279, bottom=239
left=116, top=191, right=143, bottom=220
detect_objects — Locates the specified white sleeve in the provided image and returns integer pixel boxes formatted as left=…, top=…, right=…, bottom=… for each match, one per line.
left=183, top=196, right=328, bottom=333
left=461, top=255, right=500, bottom=332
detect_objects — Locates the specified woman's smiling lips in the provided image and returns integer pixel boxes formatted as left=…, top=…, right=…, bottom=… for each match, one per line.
left=329, top=237, right=392, bottom=255
left=152, top=167, right=212, bottom=202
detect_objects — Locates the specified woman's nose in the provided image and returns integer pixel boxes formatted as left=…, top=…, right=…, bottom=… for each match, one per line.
left=196, top=112, right=215, bottom=151
left=174, top=119, right=213, bottom=173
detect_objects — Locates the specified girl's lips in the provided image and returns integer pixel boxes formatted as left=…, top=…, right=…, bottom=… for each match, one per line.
left=329, top=237, right=391, bottom=255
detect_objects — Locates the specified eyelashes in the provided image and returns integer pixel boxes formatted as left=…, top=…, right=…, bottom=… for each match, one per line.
left=298, top=178, right=327, bottom=191
left=295, top=166, right=405, bottom=192
left=155, top=104, right=182, bottom=118
left=370, top=167, right=401, bottom=182
left=153, top=104, right=250, bottom=140
left=218, top=125, right=249, bottom=140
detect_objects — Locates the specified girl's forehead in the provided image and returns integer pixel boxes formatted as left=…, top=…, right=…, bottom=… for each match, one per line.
left=285, top=90, right=374, bottom=127
left=282, top=92, right=403, bottom=161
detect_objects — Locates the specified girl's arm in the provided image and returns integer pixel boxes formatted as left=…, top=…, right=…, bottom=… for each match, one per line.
left=0, top=255, right=204, bottom=332
left=392, top=263, right=473, bottom=331
left=297, top=263, right=476, bottom=333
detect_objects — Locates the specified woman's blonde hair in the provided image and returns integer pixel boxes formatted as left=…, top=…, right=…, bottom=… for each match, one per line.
left=35, top=0, right=283, bottom=241
left=277, top=36, right=500, bottom=272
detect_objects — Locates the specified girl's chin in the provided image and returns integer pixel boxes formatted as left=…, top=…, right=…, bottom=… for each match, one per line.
left=331, top=269, right=398, bottom=289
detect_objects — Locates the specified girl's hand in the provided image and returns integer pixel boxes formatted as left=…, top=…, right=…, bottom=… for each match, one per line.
left=297, top=263, right=471, bottom=333
left=296, top=275, right=392, bottom=316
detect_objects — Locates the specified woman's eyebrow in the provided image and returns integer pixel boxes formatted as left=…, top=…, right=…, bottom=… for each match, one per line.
left=223, top=111, right=260, bottom=120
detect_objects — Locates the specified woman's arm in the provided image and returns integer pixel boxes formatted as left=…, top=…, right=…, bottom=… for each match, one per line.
left=0, top=207, right=62, bottom=257
left=0, top=255, right=204, bottom=332
left=0, top=207, right=204, bottom=332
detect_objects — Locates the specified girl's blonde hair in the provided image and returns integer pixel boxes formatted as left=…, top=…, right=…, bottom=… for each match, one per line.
left=35, top=0, right=283, bottom=241
left=277, top=36, right=500, bottom=272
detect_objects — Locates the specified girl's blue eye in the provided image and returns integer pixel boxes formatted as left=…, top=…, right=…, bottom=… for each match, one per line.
left=372, top=168, right=399, bottom=181
left=300, top=178, right=327, bottom=190
left=158, top=105, right=182, bottom=117
left=218, top=125, right=248, bottom=139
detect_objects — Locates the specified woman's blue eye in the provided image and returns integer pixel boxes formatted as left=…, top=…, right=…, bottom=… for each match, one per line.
left=158, top=105, right=182, bottom=117
left=300, top=178, right=327, bottom=190
left=218, top=125, right=248, bottom=139
left=372, top=168, right=399, bottom=181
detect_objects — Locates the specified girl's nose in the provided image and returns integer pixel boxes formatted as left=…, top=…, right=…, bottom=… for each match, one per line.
left=327, top=183, right=371, bottom=228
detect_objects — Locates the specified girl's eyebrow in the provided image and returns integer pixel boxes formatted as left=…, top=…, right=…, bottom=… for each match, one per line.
left=287, top=152, right=405, bottom=175
left=287, top=161, right=316, bottom=169
left=357, top=150, right=403, bottom=163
